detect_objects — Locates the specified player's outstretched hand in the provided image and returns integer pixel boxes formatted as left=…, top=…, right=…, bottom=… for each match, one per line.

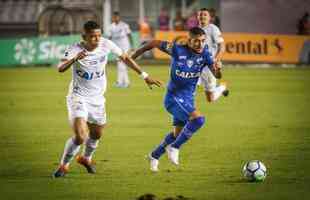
left=144, top=76, right=163, bottom=89
left=214, top=60, right=222, bottom=70
left=211, top=62, right=222, bottom=79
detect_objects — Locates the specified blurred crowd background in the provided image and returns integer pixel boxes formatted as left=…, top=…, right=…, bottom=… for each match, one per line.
left=0, top=0, right=308, bottom=38
left=0, top=0, right=309, bottom=65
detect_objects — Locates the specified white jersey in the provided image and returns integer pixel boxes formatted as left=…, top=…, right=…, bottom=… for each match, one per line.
left=63, top=38, right=123, bottom=101
left=107, top=21, right=131, bottom=51
left=201, top=24, right=224, bottom=57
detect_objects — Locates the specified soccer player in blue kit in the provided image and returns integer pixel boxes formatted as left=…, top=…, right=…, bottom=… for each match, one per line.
left=131, top=27, right=221, bottom=172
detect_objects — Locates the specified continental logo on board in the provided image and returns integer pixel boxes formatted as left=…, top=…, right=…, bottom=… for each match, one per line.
left=222, top=33, right=310, bottom=63
left=225, top=38, right=283, bottom=55
left=154, top=31, right=310, bottom=63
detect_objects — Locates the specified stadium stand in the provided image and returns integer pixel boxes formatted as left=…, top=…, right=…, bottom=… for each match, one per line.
left=0, top=0, right=99, bottom=38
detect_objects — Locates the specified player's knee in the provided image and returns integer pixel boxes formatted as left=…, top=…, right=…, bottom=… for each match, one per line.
left=188, top=116, right=206, bottom=132
left=74, top=128, right=88, bottom=144
left=74, top=134, right=87, bottom=145
left=195, top=116, right=206, bottom=127
left=90, top=124, right=105, bottom=140
left=206, top=92, right=214, bottom=102
left=90, top=130, right=102, bottom=140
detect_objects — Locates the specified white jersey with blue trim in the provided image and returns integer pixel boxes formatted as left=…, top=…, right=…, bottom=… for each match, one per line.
left=201, top=24, right=224, bottom=57
left=63, top=38, right=123, bottom=100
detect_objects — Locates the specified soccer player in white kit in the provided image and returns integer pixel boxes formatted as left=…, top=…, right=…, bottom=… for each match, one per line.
left=53, top=21, right=162, bottom=178
left=197, top=8, right=229, bottom=102
left=107, top=12, right=133, bottom=88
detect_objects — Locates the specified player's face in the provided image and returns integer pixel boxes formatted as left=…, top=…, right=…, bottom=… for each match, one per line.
left=188, top=34, right=206, bottom=53
left=197, top=10, right=210, bottom=26
left=112, top=15, right=120, bottom=23
left=83, top=29, right=102, bottom=48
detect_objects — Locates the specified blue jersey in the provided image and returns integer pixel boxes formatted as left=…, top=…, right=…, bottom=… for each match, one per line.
left=159, top=41, right=213, bottom=101
left=159, top=41, right=213, bottom=126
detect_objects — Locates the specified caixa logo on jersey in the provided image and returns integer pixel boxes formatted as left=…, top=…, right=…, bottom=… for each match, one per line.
left=175, top=69, right=200, bottom=79
left=76, top=69, right=104, bottom=80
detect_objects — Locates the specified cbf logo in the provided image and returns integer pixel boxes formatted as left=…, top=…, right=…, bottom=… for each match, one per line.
left=14, top=39, right=36, bottom=64
left=187, top=60, right=194, bottom=68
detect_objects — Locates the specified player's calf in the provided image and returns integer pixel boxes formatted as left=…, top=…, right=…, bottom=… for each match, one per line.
left=151, top=132, right=176, bottom=160
left=73, top=118, right=89, bottom=145
left=171, top=116, right=205, bottom=149
left=167, top=116, right=205, bottom=165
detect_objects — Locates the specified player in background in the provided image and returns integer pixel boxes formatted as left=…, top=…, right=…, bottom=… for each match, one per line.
left=107, top=11, right=134, bottom=88
left=131, top=27, right=219, bottom=172
left=197, top=8, right=229, bottom=102
left=53, top=21, right=162, bottom=178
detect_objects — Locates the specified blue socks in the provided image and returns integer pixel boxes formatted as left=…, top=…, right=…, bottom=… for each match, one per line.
left=151, top=132, right=176, bottom=159
left=151, top=116, right=206, bottom=159
left=171, top=116, right=205, bottom=149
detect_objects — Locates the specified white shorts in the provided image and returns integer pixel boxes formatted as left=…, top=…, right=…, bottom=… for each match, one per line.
left=66, top=95, right=106, bottom=125
left=198, top=67, right=217, bottom=92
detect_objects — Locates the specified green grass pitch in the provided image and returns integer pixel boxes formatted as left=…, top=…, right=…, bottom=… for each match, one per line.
left=0, top=64, right=310, bottom=200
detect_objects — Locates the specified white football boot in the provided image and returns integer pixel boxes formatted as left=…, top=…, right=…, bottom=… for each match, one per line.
left=166, top=145, right=179, bottom=165
left=148, top=154, right=159, bottom=172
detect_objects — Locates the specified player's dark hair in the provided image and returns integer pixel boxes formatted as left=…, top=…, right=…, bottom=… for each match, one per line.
left=113, top=11, right=120, bottom=16
left=199, top=8, right=210, bottom=12
left=83, top=21, right=100, bottom=32
left=189, top=27, right=205, bottom=37
left=209, top=8, right=216, bottom=12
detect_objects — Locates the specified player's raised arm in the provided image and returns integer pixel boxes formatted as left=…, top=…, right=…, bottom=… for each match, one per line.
left=57, top=50, right=87, bottom=73
left=120, top=53, right=162, bottom=89
left=211, top=40, right=224, bottom=77
left=205, top=50, right=222, bottom=79
left=107, top=39, right=162, bottom=89
left=131, top=40, right=173, bottom=59
left=214, top=41, right=225, bottom=63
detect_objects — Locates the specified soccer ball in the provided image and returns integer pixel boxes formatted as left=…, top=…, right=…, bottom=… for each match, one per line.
left=242, top=160, right=267, bottom=182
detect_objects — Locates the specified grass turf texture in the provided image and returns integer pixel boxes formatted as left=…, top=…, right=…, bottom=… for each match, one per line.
left=0, top=64, right=310, bottom=200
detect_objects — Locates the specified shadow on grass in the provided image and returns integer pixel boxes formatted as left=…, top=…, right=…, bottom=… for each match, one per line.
left=219, top=178, right=262, bottom=184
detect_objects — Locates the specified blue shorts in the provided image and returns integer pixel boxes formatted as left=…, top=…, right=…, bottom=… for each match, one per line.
left=164, top=93, right=195, bottom=127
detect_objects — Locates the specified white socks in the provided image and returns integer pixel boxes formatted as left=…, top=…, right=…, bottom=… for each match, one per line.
left=117, top=61, right=130, bottom=86
left=59, top=137, right=99, bottom=166
left=60, top=137, right=81, bottom=166
left=212, top=85, right=226, bottom=101
left=83, top=137, right=99, bottom=161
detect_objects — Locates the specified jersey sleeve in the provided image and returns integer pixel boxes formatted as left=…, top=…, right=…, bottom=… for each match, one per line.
left=124, top=23, right=132, bottom=34
left=158, top=41, right=175, bottom=56
left=212, top=25, right=224, bottom=44
left=106, top=26, right=112, bottom=38
left=204, top=50, right=214, bottom=66
left=105, top=39, right=123, bottom=56
left=62, top=45, right=79, bottom=60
